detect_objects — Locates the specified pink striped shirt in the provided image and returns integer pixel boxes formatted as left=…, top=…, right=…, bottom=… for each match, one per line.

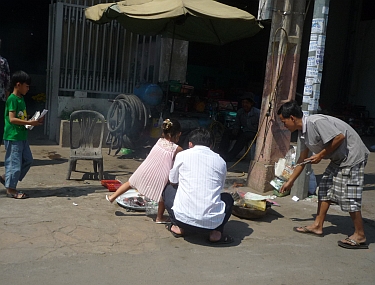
left=129, top=138, right=178, bottom=202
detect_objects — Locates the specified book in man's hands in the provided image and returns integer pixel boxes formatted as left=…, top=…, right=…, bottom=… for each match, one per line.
left=26, top=109, right=48, bottom=130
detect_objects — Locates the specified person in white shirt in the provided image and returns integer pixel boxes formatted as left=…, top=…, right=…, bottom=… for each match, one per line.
left=162, top=128, right=234, bottom=244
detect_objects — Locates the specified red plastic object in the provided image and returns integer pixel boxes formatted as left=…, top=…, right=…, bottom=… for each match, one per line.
left=101, top=180, right=122, bottom=192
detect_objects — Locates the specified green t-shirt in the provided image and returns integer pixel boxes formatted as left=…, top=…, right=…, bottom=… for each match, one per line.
left=3, top=93, right=28, bottom=141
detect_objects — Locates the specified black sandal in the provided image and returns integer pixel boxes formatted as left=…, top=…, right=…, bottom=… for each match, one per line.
left=208, top=234, right=234, bottom=244
left=6, top=191, right=28, bottom=199
left=166, top=223, right=183, bottom=238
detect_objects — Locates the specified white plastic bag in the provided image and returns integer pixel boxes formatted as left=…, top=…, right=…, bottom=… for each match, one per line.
left=275, top=147, right=297, bottom=181
left=157, top=113, right=163, bottom=128
left=275, top=158, right=286, bottom=177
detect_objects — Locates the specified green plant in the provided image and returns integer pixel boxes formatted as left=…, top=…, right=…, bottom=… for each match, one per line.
left=32, top=93, right=46, bottom=102
left=59, top=109, right=74, bottom=120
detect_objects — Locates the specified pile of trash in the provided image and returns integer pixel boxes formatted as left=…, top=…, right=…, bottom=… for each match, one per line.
left=231, top=191, right=275, bottom=219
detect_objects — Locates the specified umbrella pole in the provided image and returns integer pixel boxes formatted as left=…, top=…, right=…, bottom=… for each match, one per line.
left=165, top=23, right=176, bottom=111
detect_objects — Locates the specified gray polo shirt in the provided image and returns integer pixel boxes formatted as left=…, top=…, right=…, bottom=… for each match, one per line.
left=299, top=114, right=369, bottom=167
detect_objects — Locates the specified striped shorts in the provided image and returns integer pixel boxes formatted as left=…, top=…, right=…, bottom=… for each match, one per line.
left=318, top=157, right=367, bottom=212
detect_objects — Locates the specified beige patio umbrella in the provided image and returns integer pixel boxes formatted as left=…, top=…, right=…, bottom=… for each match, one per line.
left=85, top=0, right=262, bottom=45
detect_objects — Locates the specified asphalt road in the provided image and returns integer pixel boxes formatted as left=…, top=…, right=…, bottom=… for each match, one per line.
left=0, top=132, right=374, bottom=285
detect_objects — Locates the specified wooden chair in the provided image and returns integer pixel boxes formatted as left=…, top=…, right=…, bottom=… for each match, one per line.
left=66, top=110, right=105, bottom=180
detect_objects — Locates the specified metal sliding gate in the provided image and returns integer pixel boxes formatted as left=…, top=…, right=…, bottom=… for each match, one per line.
left=46, top=0, right=162, bottom=140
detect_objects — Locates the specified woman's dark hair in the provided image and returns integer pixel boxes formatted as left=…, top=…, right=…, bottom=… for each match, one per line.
left=277, top=100, right=303, bottom=118
left=10, top=70, right=31, bottom=89
left=188, top=128, right=213, bottom=147
left=161, top=118, right=181, bottom=139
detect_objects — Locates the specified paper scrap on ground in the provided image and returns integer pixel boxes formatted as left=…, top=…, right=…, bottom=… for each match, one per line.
left=244, top=192, right=273, bottom=201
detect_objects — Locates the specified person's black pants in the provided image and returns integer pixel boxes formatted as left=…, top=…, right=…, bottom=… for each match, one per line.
left=218, top=129, right=255, bottom=162
left=162, top=184, right=234, bottom=234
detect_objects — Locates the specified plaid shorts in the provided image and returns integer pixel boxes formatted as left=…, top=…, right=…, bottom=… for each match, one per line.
left=318, top=156, right=367, bottom=212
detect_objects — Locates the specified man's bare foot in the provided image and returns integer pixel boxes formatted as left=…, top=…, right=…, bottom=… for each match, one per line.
left=166, top=224, right=183, bottom=238
left=208, top=230, right=234, bottom=244
left=155, top=217, right=170, bottom=224
left=6, top=189, right=28, bottom=199
left=340, top=234, right=366, bottom=245
left=209, top=230, right=222, bottom=242
left=106, top=194, right=114, bottom=203
left=293, top=226, right=323, bottom=236
left=170, top=225, right=183, bottom=235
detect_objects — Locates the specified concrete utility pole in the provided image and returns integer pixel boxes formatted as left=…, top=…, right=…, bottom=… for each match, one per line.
left=248, top=0, right=307, bottom=193
left=292, top=0, right=330, bottom=199
left=301, top=0, right=330, bottom=115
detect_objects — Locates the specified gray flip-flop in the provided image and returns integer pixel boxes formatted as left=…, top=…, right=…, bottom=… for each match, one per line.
left=338, top=237, right=368, bottom=249
left=293, top=226, right=323, bottom=237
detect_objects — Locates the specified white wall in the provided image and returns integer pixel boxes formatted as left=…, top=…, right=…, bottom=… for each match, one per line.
left=57, top=96, right=112, bottom=119
left=55, top=96, right=112, bottom=144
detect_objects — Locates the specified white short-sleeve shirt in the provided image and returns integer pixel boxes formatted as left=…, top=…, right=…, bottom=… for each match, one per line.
left=170, top=145, right=227, bottom=229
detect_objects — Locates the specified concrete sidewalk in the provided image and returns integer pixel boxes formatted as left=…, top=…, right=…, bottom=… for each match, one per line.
left=0, top=130, right=374, bottom=285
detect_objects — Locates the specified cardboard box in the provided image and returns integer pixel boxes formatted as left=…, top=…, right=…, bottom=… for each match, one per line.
left=243, top=199, right=267, bottom=211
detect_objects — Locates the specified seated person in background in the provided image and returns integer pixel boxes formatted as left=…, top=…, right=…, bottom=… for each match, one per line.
left=163, top=128, right=234, bottom=244
left=218, top=92, right=260, bottom=162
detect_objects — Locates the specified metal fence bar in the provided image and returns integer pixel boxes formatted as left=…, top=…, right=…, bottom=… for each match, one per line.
left=85, top=18, right=93, bottom=90
left=126, top=32, right=133, bottom=93
left=133, top=34, right=139, bottom=91
left=92, top=23, right=99, bottom=90
left=120, top=29, right=127, bottom=93
left=113, top=22, right=120, bottom=92
left=46, top=1, right=55, bottom=134
left=146, top=36, right=152, bottom=82
left=140, top=35, right=146, bottom=83
left=84, top=0, right=96, bottom=90
left=99, top=24, right=107, bottom=91
left=49, top=2, right=64, bottom=140
left=63, top=5, right=71, bottom=88
left=78, top=6, right=86, bottom=89
left=106, top=21, right=114, bottom=91
left=153, top=35, right=161, bottom=83
left=71, top=5, right=79, bottom=89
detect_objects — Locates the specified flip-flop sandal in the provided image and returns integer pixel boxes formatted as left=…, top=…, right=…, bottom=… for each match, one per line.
left=166, top=223, right=183, bottom=238
left=6, top=191, right=28, bottom=199
left=208, top=234, right=234, bottom=245
left=293, top=226, right=323, bottom=237
left=106, top=195, right=113, bottom=204
left=338, top=237, right=369, bottom=249
left=155, top=219, right=171, bottom=224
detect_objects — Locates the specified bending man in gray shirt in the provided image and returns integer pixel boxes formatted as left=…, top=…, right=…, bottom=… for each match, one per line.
left=278, top=100, right=369, bottom=249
